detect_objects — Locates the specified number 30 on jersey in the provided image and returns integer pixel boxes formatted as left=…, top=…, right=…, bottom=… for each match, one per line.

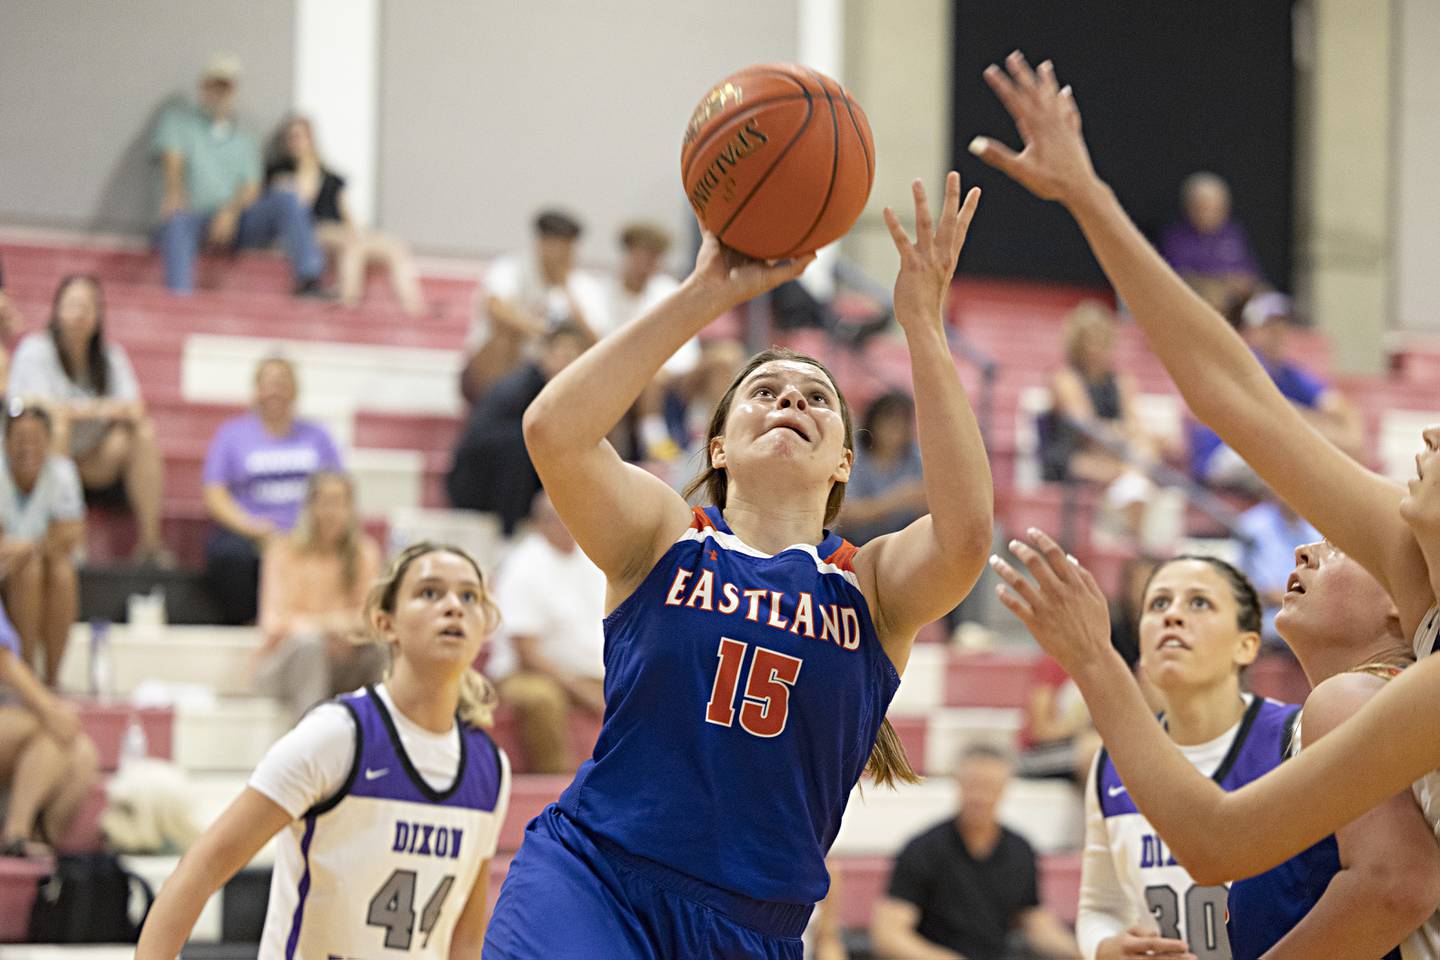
left=705, top=638, right=803, bottom=738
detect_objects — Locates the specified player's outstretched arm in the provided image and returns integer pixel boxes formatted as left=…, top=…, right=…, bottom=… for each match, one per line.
left=993, top=528, right=1440, bottom=883
left=855, top=173, right=993, bottom=669
left=523, top=237, right=813, bottom=587
left=970, top=52, right=1433, bottom=638
left=1258, top=673, right=1440, bottom=959
left=135, top=787, right=292, bottom=958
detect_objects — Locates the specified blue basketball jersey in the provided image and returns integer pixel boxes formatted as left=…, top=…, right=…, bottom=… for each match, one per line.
left=556, top=506, right=900, bottom=904
left=261, top=686, right=509, bottom=960
left=1095, top=696, right=1298, bottom=960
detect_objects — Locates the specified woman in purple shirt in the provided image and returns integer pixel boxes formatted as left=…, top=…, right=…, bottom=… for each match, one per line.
left=202, top=356, right=342, bottom=625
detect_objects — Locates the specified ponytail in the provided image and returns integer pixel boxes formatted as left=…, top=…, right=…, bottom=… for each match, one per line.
left=865, top=716, right=922, bottom=788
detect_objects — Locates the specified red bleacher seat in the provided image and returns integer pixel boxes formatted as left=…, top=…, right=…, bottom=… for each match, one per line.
left=78, top=702, right=174, bottom=772
left=945, top=650, right=1042, bottom=709
left=0, top=857, right=49, bottom=942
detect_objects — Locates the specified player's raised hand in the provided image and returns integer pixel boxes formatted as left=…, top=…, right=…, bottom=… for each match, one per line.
left=968, top=51, right=1098, bottom=207
left=988, top=527, right=1115, bottom=677
left=883, top=171, right=980, bottom=335
left=686, top=227, right=815, bottom=314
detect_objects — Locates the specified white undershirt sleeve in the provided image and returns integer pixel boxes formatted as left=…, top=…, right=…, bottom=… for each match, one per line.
left=247, top=703, right=358, bottom=819
left=1076, top=755, right=1135, bottom=958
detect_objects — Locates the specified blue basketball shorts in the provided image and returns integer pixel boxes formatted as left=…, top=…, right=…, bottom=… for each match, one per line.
left=482, top=805, right=810, bottom=959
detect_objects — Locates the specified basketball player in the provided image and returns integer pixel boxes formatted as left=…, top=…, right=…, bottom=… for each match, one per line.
left=136, top=543, right=511, bottom=959
left=483, top=172, right=993, bottom=959
left=1077, top=555, right=1291, bottom=960
left=970, top=52, right=1440, bottom=952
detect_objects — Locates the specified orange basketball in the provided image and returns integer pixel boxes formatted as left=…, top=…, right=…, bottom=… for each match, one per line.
left=680, top=63, right=875, bottom=260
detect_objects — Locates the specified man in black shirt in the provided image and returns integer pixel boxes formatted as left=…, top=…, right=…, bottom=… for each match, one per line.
left=871, top=745, right=1078, bottom=959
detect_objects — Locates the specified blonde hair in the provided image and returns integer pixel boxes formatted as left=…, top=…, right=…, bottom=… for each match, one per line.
left=289, top=471, right=362, bottom=591
left=365, top=541, right=500, bottom=728
left=1061, top=300, right=1118, bottom=369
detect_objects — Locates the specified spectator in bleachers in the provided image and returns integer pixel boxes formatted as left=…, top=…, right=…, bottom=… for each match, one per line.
left=488, top=491, right=605, bottom=773
left=662, top=336, right=747, bottom=478
left=447, top=323, right=588, bottom=535
left=264, top=115, right=426, bottom=317
left=202, top=356, right=342, bottom=625
left=255, top=471, right=383, bottom=722
left=871, top=744, right=1079, bottom=959
left=1191, top=292, right=1363, bottom=492
left=1237, top=494, right=1321, bottom=648
left=839, top=391, right=926, bottom=546
left=600, top=222, right=700, bottom=461
left=0, top=405, right=84, bottom=687
left=0, top=256, right=21, bottom=370
left=1159, top=171, right=1263, bottom=310
left=9, top=276, right=170, bottom=566
left=1018, top=654, right=1100, bottom=785
left=153, top=54, right=325, bottom=296
left=0, top=600, right=99, bottom=857
left=1040, top=301, right=1164, bottom=546
left=459, top=210, right=605, bottom=402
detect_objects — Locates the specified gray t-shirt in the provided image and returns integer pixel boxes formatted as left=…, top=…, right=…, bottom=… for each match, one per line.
left=0, top=453, right=84, bottom=540
left=9, top=333, right=142, bottom=456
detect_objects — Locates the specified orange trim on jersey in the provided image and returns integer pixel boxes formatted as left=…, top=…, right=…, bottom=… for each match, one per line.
left=690, top=506, right=715, bottom=531
left=823, top=540, right=859, bottom=572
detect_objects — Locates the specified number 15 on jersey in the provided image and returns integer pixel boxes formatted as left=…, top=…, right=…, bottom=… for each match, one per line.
left=705, top=638, right=803, bottom=738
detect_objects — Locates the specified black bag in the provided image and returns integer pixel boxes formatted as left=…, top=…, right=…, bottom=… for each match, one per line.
left=27, top=852, right=155, bottom=943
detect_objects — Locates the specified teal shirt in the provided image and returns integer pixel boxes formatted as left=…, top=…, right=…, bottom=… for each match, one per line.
left=152, top=103, right=261, bottom=216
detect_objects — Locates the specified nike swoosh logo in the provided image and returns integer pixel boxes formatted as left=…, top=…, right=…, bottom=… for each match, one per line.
left=365, top=768, right=389, bottom=781
left=1108, top=784, right=1128, bottom=797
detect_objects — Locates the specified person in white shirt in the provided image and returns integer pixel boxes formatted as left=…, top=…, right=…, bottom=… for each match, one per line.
left=460, top=209, right=608, bottom=402
left=489, top=491, right=606, bottom=773
left=136, top=542, right=512, bottom=960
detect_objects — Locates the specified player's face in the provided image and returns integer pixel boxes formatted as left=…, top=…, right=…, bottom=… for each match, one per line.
left=1401, top=425, right=1440, bottom=538
left=713, top=360, right=851, bottom=488
left=1275, top=540, right=1395, bottom=647
left=387, top=551, right=489, bottom=671
left=1139, top=560, right=1257, bottom=693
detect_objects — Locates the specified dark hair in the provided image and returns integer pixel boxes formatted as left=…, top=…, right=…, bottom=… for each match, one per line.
left=958, top=743, right=1014, bottom=767
left=1143, top=554, right=1262, bottom=636
left=859, top=391, right=915, bottom=452
left=618, top=221, right=672, bottom=254
left=682, top=347, right=855, bottom=526
left=263, top=113, right=317, bottom=175
left=534, top=209, right=582, bottom=239
left=540, top=321, right=589, bottom=347
left=49, top=275, right=109, bottom=395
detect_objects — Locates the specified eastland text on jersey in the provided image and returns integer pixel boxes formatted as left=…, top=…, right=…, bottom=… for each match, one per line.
left=663, top=566, right=863, bottom=651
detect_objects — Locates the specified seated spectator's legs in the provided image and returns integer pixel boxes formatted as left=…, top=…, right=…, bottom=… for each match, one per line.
left=0, top=706, right=99, bottom=849
left=498, top=672, right=572, bottom=774
left=254, top=632, right=330, bottom=722
left=3, top=553, right=42, bottom=680
left=41, top=554, right=76, bottom=688
left=157, top=211, right=210, bottom=293
left=235, top=192, right=325, bottom=288
left=314, top=223, right=425, bottom=316
left=205, top=527, right=261, bottom=625
left=77, top=421, right=168, bottom=561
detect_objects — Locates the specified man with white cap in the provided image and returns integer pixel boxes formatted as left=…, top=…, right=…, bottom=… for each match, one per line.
left=1191, top=291, right=1363, bottom=491
left=153, top=54, right=325, bottom=295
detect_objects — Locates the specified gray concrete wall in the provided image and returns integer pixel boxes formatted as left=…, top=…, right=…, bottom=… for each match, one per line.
left=0, top=0, right=297, bottom=233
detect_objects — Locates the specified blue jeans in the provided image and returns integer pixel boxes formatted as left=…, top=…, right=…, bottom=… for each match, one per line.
left=157, top=191, right=325, bottom=292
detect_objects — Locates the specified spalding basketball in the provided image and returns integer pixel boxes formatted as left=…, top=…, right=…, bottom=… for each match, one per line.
left=680, top=63, right=875, bottom=260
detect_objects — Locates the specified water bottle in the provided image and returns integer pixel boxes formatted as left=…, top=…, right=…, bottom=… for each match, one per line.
left=88, top=619, right=112, bottom=701
left=121, top=713, right=148, bottom=763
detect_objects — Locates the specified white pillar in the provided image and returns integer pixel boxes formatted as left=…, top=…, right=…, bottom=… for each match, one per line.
left=293, top=0, right=379, bottom=226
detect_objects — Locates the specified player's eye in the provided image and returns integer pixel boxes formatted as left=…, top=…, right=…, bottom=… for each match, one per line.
left=1190, top=596, right=1212, bottom=610
left=810, top=392, right=829, bottom=404
left=1148, top=596, right=1169, bottom=611
left=460, top=590, right=479, bottom=604
left=420, top=586, right=439, bottom=600
left=753, top=387, right=774, bottom=398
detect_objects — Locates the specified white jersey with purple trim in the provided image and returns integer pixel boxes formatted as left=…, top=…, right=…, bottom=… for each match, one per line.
left=1405, top=606, right=1440, bottom=959
left=258, top=687, right=509, bottom=959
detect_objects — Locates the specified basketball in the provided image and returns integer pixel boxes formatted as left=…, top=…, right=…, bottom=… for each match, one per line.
left=680, top=63, right=875, bottom=260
